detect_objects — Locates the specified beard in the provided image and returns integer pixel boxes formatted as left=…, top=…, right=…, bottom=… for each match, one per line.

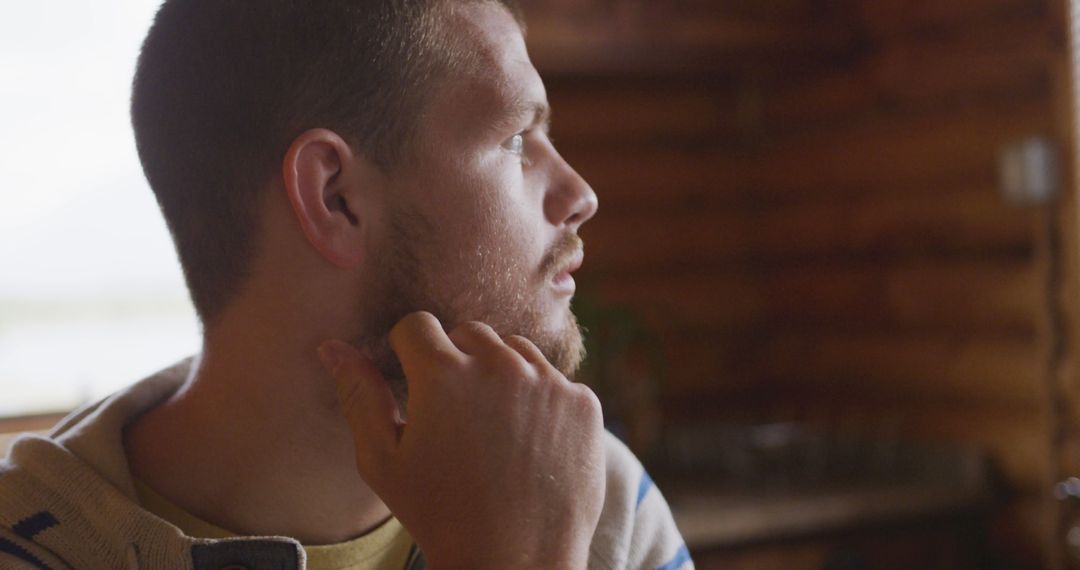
left=353, top=204, right=586, bottom=403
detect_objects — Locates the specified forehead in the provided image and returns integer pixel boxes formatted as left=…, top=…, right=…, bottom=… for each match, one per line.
left=427, top=3, right=545, bottom=133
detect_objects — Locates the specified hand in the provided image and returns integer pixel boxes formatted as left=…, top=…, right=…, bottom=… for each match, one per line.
left=318, top=311, right=606, bottom=570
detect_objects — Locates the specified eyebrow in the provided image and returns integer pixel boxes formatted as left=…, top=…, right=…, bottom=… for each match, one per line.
left=495, top=96, right=552, bottom=135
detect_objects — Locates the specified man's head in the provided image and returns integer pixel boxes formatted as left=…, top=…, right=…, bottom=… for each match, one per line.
left=132, top=0, right=597, bottom=386
left=132, top=0, right=519, bottom=322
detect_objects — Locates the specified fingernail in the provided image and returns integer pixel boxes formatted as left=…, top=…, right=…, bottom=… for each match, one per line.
left=317, top=342, right=342, bottom=374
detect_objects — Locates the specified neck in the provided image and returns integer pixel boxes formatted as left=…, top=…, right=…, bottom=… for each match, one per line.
left=124, top=302, right=390, bottom=545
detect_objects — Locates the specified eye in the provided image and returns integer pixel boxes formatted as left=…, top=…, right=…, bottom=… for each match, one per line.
left=503, top=132, right=525, bottom=156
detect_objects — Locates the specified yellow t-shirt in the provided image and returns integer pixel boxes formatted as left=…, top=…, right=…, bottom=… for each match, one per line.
left=134, top=479, right=414, bottom=570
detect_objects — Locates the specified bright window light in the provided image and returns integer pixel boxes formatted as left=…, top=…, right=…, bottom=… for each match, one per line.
left=0, top=1, right=200, bottom=417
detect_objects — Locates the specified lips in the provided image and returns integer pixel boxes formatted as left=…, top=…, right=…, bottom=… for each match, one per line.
left=559, top=250, right=584, bottom=276
left=542, top=234, right=585, bottom=287
left=550, top=249, right=583, bottom=295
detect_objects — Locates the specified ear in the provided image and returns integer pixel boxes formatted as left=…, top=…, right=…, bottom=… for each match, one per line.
left=282, top=128, right=372, bottom=268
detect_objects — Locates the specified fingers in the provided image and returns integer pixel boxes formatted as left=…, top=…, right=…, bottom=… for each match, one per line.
left=447, top=321, right=503, bottom=355
left=318, top=339, right=402, bottom=463
left=388, top=312, right=558, bottom=384
left=502, top=335, right=549, bottom=368
left=388, top=312, right=465, bottom=379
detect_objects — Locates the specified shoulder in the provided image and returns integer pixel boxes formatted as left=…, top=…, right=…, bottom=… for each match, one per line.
left=0, top=520, right=73, bottom=569
left=598, top=432, right=654, bottom=515
left=0, top=435, right=80, bottom=569
left=591, top=432, right=694, bottom=570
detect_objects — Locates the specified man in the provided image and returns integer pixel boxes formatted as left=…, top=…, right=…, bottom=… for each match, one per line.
left=0, top=1, right=691, bottom=568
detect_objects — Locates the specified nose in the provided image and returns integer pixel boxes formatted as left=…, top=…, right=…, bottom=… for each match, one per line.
left=543, top=152, right=598, bottom=232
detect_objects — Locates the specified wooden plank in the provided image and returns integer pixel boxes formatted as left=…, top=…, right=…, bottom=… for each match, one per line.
left=651, top=331, right=762, bottom=396
left=549, top=84, right=740, bottom=142
left=580, top=256, right=1043, bottom=336
left=763, top=15, right=1052, bottom=127
left=546, top=13, right=1052, bottom=145
left=571, top=154, right=997, bottom=210
left=756, top=332, right=1045, bottom=408
left=758, top=260, right=1045, bottom=335
left=564, top=97, right=1053, bottom=207
left=751, top=190, right=1036, bottom=258
left=866, top=15, right=1054, bottom=108
left=856, top=0, right=1047, bottom=40
left=728, top=98, right=1053, bottom=195
left=581, top=209, right=754, bottom=271
left=581, top=271, right=763, bottom=331
left=756, top=69, right=880, bottom=135
left=527, top=5, right=857, bottom=76
left=582, top=188, right=1036, bottom=272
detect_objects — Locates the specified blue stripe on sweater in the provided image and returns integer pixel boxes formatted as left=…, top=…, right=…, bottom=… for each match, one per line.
left=635, top=470, right=654, bottom=509
left=12, top=511, right=58, bottom=540
left=0, top=537, right=50, bottom=569
left=655, top=544, right=691, bottom=570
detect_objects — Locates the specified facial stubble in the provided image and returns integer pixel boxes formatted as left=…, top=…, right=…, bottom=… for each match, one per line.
left=355, top=205, right=586, bottom=404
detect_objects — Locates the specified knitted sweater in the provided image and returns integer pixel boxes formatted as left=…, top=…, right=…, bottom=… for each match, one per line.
left=0, top=360, right=693, bottom=570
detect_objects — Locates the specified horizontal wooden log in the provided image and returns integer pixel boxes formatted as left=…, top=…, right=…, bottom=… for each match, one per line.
left=580, top=256, right=1045, bottom=337
left=717, top=98, right=1053, bottom=195
left=548, top=84, right=740, bottom=142
left=856, top=0, right=1048, bottom=41
left=581, top=209, right=752, bottom=271
left=763, top=15, right=1053, bottom=127
left=526, top=4, right=857, bottom=77
left=581, top=272, right=763, bottom=331
left=581, top=188, right=1037, bottom=272
left=864, top=15, right=1053, bottom=109
left=757, top=261, right=1045, bottom=336
left=649, top=331, right=763, bottom=396
left=752, top=191, right=1036, bottom=256
left=563, top=97, right=1053, bottom=208
left=755, top=332, right=1045, bottom=408
left=546, top=12, right=1053, bottom=145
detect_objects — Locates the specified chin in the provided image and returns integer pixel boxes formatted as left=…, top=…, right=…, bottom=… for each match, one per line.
left=541, top=311, right=586, bottom=379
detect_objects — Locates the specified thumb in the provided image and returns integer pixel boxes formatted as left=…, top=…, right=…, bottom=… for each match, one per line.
left=317, top=340, right=402, bottom=462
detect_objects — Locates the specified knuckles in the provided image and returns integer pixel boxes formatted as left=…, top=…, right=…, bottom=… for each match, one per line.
left=414, top=346, right=462, bottom=379
left=503, top=334, right=533, bottom=348
left=566, top=383, right=604, bottom=424
left=407, top=319, right=588, bottom=406
left=477, top=346, right=536, bottom=384
left=450, top=320, right=499, bottom=344
left=451, top=321, right=535, bottom=376
left=502, top=335, right=542, bottom=362
left=497, top=354, right=536, bottom=382
left=394, top=310, right=441, bottom=335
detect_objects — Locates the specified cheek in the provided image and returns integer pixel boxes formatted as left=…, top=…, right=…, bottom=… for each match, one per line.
left=459, top=159, right=538, bottom=243
left=424, top=153, right=546, bottom=277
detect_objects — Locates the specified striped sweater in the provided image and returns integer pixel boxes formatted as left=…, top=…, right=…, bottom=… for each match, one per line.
left=0, top=360, right=693, bottom=569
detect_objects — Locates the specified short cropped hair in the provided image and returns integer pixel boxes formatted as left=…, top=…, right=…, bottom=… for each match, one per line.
left=132, top=0, right=522, bottom=325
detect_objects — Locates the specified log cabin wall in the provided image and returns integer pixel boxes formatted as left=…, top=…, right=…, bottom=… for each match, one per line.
left=523, top=0, right=1066, bottom=564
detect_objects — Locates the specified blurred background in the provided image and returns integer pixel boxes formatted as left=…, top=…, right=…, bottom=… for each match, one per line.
left=526, top=0, right=1079, bottom=568
left=3, top=0, right=1080, bottom=567
left=0, top=0, right=200, bottom=418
